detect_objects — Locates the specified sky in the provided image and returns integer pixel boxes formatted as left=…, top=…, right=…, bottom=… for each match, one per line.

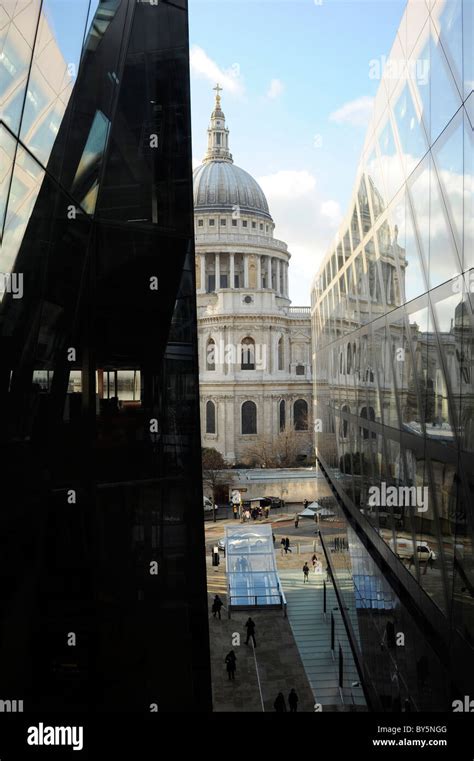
left=189, top=0, right=407, bottom=305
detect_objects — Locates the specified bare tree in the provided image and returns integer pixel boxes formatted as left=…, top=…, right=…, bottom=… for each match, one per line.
left=241, top=428, right=311, bottom=468
left=240, top=436, right=277, bottom=468
left=202, top=448, right=233, bottom=522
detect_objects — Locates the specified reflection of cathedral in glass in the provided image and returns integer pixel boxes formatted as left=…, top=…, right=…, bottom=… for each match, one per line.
left=311, top=0, right=473, bottom=711
left=0, top=1, right=211, bottom=712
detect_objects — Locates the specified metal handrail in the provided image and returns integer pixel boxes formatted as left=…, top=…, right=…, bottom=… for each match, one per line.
left=227, top=584, right=287, bottom=617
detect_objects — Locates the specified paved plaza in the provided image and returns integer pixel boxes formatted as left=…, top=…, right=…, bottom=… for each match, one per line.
left=205, top=498, right=366, bottom=712
left=207, top=550, right=315, bottom=712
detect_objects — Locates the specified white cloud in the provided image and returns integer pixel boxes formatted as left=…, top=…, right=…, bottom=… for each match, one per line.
left=257, top=170, right=342, bottom=305
left=329, top=96, right=374, bottom=127
left=258, top=170, right=316, bottom=200
left=320, top=199, right=342, bottom=225
left=190, top=46, right=244, bottom=97
left=266, top=78, right=284, bottom=100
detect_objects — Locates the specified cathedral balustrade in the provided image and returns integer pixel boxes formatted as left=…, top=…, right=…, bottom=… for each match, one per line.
left=195, top=232, right=288, bottom=252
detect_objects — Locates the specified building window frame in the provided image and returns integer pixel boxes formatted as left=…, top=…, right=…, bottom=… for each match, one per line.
left=294, top=398, right=309, bottom=431
left=241, top=400, right=257, bottom=435
left=206, top=400, right=216, bottom=434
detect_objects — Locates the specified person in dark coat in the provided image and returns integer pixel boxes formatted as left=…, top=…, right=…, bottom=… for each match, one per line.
left=288, top=688, right=299, bottom=712
left=212, top=594, right=224, bottom=619
left=285, top=537, right=292, bottom=553
left=303, top=562, right=310, bottom=583
left=225, top=650, right=237, bottom=681
left=245, top=617, right=256, bottom=647
left=274, top=692, right=287, bottom=712
left=281, top=537, right=287, bottom=554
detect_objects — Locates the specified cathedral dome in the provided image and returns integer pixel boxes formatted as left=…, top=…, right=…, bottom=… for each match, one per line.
left=193, top=84, right=272, bottom=221
left=193, top=161, right=271, bottom=219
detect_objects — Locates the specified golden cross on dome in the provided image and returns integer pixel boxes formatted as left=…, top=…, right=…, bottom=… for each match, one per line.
left=213, top=82, right=222, bottom=104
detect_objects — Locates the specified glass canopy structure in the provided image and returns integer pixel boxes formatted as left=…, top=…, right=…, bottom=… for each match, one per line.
left=225, top=525, right=286, bottom=611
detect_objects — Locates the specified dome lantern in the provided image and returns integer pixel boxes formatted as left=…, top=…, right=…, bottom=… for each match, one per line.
left=203, top=83, right=233, bottom=164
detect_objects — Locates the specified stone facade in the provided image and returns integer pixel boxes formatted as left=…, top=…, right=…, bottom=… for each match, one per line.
left=194, top=88, right=312, bottom=465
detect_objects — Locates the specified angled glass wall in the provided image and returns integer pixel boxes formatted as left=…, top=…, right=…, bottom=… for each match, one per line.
left=311, top=0, right=473, bottom=711
left=0, top=0, right=211, bottom=712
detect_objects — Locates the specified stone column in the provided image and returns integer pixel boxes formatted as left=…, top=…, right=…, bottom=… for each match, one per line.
left=257, top=255, right=261, bottom=289
left=229, top=252, right=235, bottom=289
left=215, top=252, right=220, bottom=290
left=200, top=254, right=206, bottom=293
left=267, top=256, right=272, bottom=289
left=243, top=254, right=249, bottom=288
left=276, top=259, right=281, bottom=295
left=225, top=395, right=236, bottom=464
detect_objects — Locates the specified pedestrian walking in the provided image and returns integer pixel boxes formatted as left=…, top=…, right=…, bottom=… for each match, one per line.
left=288, top=688, right=299, bottom=712
left=272, top=533, right=276, bottom=545
left=294, top=515, right=299, bottom=528
left=303, top=562, right=310, bottom=583
left=225, top=650, right=237, bottom=681
left=281, top=537, right=287, bottom=554
left=232, top=504, right=238, bottom=520
left=285, top=537, right=292, bottom=553
left=312, top=553, right=317, bottom=568
left=274, top=692, right=287, bottom=712
left=212, top=594, right=224, bottom=619
left=303, top=499, right=309, bottom=510
left=245, top=617, right=257, bottom=647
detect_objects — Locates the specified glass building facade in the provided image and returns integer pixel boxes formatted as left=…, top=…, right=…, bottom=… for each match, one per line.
left=0, top=0, right=211, bottom=711
left=311, top=0, right=473, bottom=710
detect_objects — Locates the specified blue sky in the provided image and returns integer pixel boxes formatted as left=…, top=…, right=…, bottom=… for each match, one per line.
left=189, top=0, right=407, bottom=304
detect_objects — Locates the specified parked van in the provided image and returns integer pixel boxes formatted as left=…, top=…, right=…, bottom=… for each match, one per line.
left=389, top=537, right=437, bottom=562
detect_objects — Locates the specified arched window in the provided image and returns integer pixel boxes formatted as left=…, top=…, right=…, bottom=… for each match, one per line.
left=206, top=338, right=216, bottom=371
left=279, top=400, right=286, bottom=432
left=241, top=337, right=255, bottom=370
left=206, top=400, right=216, bottom=434
left=360, top=406, right=376, bottom=439
left=242, top=401, right=257, bottom=434
left=340, top=404, right=350, bottom=439
left=294, top=399, right=308, bottom=431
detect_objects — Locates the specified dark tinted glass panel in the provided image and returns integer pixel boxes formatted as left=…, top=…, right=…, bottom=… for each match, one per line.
left=0, top=0, right=211, bottom=713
